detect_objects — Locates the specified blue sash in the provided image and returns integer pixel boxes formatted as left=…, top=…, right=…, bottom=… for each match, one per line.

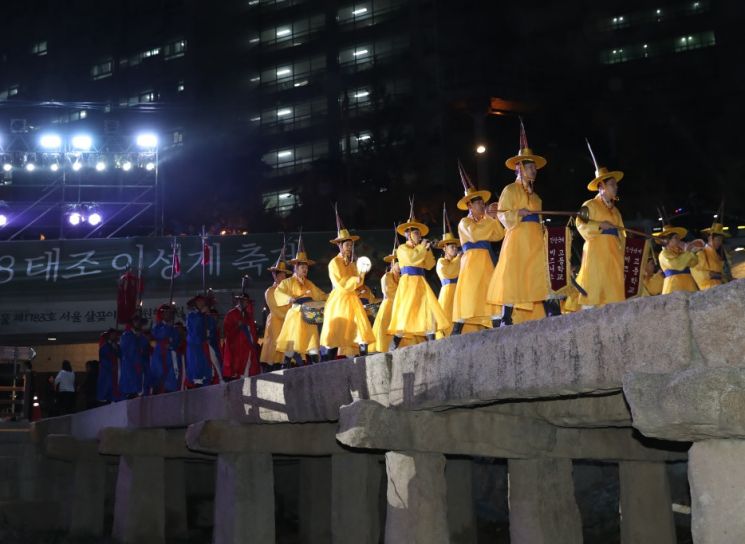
left=462, top=241, right=491, bottom=252
left=709, top=272, right=723, bottom=280
left=601, top=228, right=619, bottom=235
left=663, top=268, right=690, bottom=278
left=240, top=323, right=254, bottom=345
left=295, top=296, right=313, bottom=304
left=522, top=213, right=540, bottom=223
left=401, top=266, right=426, bottom=276
left=441, top=277, right=458, bottom=286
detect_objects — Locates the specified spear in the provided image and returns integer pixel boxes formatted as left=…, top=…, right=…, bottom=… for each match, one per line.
left=201, top=225, right=208, bottom=295
left=168, top=237, right=179, bottom=306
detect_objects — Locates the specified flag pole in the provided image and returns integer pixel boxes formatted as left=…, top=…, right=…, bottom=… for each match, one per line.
left=168, top=237, right=178, bottom=306
left=201, top=225, right=207, bottom=295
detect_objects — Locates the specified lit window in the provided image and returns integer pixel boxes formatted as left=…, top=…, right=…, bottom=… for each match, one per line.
left=250, top=75, right=261, bottom=82
left=354, top=90, right=369, bottom=99
left=143, top=47, right=161, bottom=58
left=353, top=48, right=369, bottom=57
left=8, top=85, right=18, bottom=96
left=79, top=111, right=87, bottom=119
left=249, top=37, right=260, bottom=44
left=263, top=190, right=299, bottom=217
left=177, top=81, right=185, bottom=92
left=91, top=59, right=113, bottom=80
left=277, top=108, right=292, bottom=117
left=294, top=80, right=309, bottom=87
left=352, top=7, right=368, bottom=16
left=277, top=67, right=292, bottom=76
left=277, top=150, right=293, bottom=159
left=276, top=28, right=292, bottom=37
left=31, top=41, right=48, bottom=56
left=164, top=39, right=187, bottom=60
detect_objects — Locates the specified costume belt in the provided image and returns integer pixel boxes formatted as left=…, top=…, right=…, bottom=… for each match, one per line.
left=441, top=277, right=458, bottom=286
left=462, top=241, right=491, bottom=251
left=663, top=268, right=691, bottom=278
left=709, top=272, right=723, bottom=280
left=522, top=213, right=540, bottom=223
left=601, top=228, right=619, bottom=235
left=401, top=266, right=426, bottom=276
left=294, top=296, right=313, bottom=304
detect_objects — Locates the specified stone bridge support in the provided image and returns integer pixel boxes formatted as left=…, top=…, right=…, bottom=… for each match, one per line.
left=186, top=419, right=382, bottom=544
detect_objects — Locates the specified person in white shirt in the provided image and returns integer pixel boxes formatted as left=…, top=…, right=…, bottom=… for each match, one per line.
left=54, top=360, right=76, bottom=414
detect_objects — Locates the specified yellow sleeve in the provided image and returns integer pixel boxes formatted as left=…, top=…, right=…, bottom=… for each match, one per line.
left=274, top=278, right=294, bottom=306
left=497, top=184, right=521, bottom=229
left=310, top=281, right=328, bottom=301
left=329, top=257, right=359, bottom=291
left=422, top=246, right=436, bottom=270
left=644, top=271, right=664, bottom=296
left=576, top=200, right=604, bottom=241
left=436, top=257, right=447, bottom=280
left=661, top=250, right=698, bottom=270
left=265, top=287, right=281, bottom=314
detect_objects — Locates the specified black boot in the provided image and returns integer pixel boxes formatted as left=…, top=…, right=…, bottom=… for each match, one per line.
left=451, top=322, right=464, bottom=336
left=323, top=347, right=338, bottom=362
left=491, top=317, right=501, bottom=329
left=543, top=300, right=560, bottom=317
left=293, top=353, right=304, bottom=367
left=260, top=363, right=271, bottom=373
left=501, top=306, right=514, bottom=326
left=425, top=333, right=436, bottom=342
left=389, top=335, right=402, bottom=351
left=281, top=355, right=292, bottom=369
left=309, top=353, right=321, bottom=364
left=358, top=344, right=368, bottom=357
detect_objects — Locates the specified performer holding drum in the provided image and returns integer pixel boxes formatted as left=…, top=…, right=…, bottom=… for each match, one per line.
left=372, top=228, right=402, bottom=353
left=260, top=241, right=291, bottom=372
left=320, top=206, right=376, bottom=360
left=274, top=234, right=328, bottom=367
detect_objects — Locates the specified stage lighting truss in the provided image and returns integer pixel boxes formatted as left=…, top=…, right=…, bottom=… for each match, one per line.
left=65, top=203, right=103, bottom=227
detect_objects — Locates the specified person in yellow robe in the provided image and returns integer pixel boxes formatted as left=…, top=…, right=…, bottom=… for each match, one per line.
left=574, top=148, right=626, bottom=309
left=435, top=209, right=462, bottom=338
left=387, top=201, right=450, bottom=348
left=259, top=248, right=290, bottom=371
left=320, top=211, right=376, bottom=360
left=371, top=233, right=410, bottom=353
left=274, top=237, right=327, bottom=367
left=653, top=225, right=700, bottom=294
left=487, top=120, right=551, bottom=325
left=640, top=256, right=664, bottom=296
left=451, top=161, right=504, bottom=334
left=692, top=222, right=730, bottom=290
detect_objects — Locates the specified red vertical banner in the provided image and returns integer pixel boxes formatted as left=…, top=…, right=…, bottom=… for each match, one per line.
left=624, top=237, right=650, bottom=298
left=546, top=226, right=571, bottom=294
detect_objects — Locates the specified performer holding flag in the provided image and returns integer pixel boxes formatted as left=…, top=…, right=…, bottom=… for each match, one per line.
left=487, top=119, right=551, bottom=325
left=574, top=140, right=626, bottom=309
left=320, top=205, right=376, bottom=360
left=451, top=161, right=504, bottom=333
left=223, top=276, right=261, bottom=379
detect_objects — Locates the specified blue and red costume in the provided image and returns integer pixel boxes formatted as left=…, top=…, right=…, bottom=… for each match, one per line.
left=97, top=330, right=120, bottom=402
left=222, top=301, right=260, bottom=378
left=150, top=306, right=181, bottom=393
left=119, top=324, right=145, bottom=398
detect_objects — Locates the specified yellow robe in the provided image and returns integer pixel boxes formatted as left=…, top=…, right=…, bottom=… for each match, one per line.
left=388, top=242, right=450, bottom=337
left=640, top=270, right=664, bottom=296
left=575, top=195, right=626, bottom=307
left=259, top=284, right=290, bottom=364
left=691, top=245, right=725, bottom=290
left=452, top=215, right=504, bottom=328
left=436, top=254, right=461, bottom=338
left=487, top=182, right=549, bottom=322
left=274, top=275, right=327, bottom=355
left=372, top=271, right=398, bottom=353
left=320, top=255, right=376, bottom=351
left=659, top=248, right=699, bottom=294
left=356, top=283, right=376, bottom=305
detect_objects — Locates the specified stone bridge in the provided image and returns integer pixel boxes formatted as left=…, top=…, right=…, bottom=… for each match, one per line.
left=3, top=280, right=745, bottom=543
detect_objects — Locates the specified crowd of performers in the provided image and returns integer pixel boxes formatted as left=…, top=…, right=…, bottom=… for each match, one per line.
left=96, top=120, right=734, bottom=399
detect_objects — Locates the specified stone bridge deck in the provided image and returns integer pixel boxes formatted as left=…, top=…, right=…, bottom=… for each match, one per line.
left=16, top=280, right=745, bottom=543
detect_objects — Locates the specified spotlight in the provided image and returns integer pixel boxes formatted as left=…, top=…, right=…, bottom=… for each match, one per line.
left=136, top=133, right=158, bottom=148
left=476, top=144, right=487, bottom=154
left=72, top=135, right=93, bottom=151
left=2, top=163, right=11, bottom=172
left=72, top=161, right=83, bottom=172
left=121, top=161, right=133, bottom=171
left=50, top=163, right=59, bottom=172
left=68, top=212, right=82, bottom=226
left=145, top=161, right=156, bottom=171
left=88, top=212, right=102, bottom=226
left=39, top=134, right=62, bottom=149
left=0, top=214, right=7, bottom=227
left=95, top=161, right=107, bottom=172
left=25, top=163, right=36, bottom=172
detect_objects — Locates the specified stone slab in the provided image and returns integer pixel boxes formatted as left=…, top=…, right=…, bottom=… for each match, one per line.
left=99, top=428, right=211, bottom=459
left=689, top=279, right=745, bottom=367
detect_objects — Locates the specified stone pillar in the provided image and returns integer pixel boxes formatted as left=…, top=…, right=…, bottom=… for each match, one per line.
left=689, top=439, right=745, bottom=543
left=619, top=461, right=676, bottom=544
left=331, top=453, right=381, bottom=544
left=446, top=458, right=477, bottom=544
left=70, top=456, right=107, bottom=537
left=299, top=457, right=331, bottom=544
left=112, top=455, right=166, bottom=544
left=507, top=458, right=583, bottom=544
left=384, top=451, right=448, bottom=544
left=165, top=459, right=189, bottom=540
left=213, top=453, right=275, bottom=544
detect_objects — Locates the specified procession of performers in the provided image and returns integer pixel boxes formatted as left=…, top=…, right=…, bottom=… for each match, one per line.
left=96, top=118, right=735, bottom=391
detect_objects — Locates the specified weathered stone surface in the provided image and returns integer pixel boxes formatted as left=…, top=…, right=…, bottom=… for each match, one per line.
left=338, top=400, right=685, bottom=461
left=164, top=460, right=188, bottom=540
left=688, top=439, right=745, bottom=543
left=508, top=458, right=583, bottom=544
left=689, top=279, right=745, bottom=367
left=624, top=367, right=745, bottom=441
left=69, top=456, right=107, bottom=537
left=99, top=427, right=211, bottom=458
left=186, top=420, right=346, bottom=455
left=619, top=461, right=676, bottom=544
left=483, top=392, right=632, bottom=427
left=389, top=291, right=693, bottom=410
left=337, top=400, right=556, bottom=457
left=45, top=434, right=104, bottom=461
left=112, top=454, right=166, bottom=544
left=446, top=459, right=477, bottom=544
left=331, top=454, right=382, bottom=544
left=213, top=453, right=275, bottom=544
left=384, top=451, right=448, bottom=544
left=299, top=457, right=332, bottom=544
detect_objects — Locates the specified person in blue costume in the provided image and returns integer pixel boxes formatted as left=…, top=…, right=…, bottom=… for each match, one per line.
left=150, top=304, right=181, bottom=393
left=206, top=304, right=224, bottom=384
left=119, top=315, right=147, bottom=398
left=186, top=294, right=212, bottom=387
left=97, top=328, right=120, bottom=403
